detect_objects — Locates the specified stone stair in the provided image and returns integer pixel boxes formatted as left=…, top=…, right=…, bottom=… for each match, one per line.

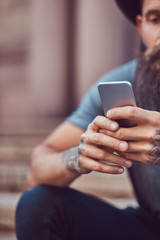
left=0, top=118, right=137, bottom=239
left=0, top=118, right=62, bottom=239
left=0, top=232, right=16, bottom=240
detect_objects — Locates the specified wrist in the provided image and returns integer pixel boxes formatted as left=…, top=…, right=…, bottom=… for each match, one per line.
left=62, top=146, right=82, bottom=174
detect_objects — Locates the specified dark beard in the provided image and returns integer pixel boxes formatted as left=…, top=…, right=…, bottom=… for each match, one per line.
left=132, top=45, right=160, bottom=111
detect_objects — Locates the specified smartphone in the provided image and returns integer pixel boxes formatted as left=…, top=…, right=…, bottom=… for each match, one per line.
left=98, top=81, right=137, bottom=127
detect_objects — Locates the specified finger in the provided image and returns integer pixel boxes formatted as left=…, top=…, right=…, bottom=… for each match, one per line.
left=80, top=155, right=125, bottom=174
left=124, top=152, right=148, bottom=164
left=101, top=152, right=133, bottom=168
left=126, top=141, right=151, bottom=153
left=88, top=115, right=119, bottom=132
left=106, top=106, right=153, bottom=124
left=79, top=144, right=132, bottom=168
left=125, top=151, right=160, bottom=165
left=99, top=126, right=155, bottom=141
left=99, top=145, right=114, bottom=153
left=81, top=132, right=128, bottom=152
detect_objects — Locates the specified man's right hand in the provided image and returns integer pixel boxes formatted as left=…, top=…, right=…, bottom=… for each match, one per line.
left=77, top=115, right=133, bottom=174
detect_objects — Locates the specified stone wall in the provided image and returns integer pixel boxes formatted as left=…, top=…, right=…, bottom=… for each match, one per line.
left=0, top=0, right=139, bottom=119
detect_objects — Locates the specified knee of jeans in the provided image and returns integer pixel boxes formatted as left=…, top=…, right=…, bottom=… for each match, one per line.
left=16, top=186, right=61, bottom=232
left=15, top=186, right=57, bottom=239
left=16, top=185, right=75, bottom=225
left=16, top=185, right=77, bottom=239
left=16, top=186, right=61, bottom=218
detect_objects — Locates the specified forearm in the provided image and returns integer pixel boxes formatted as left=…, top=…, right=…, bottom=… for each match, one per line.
left=28, top=145, right=81, bottom=188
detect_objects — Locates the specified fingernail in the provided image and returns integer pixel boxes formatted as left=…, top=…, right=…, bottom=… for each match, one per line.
left=119, top=142, right=128, bottom=151
left=118, top=168, right=124, bottom=174
left=125, top=161, right=132, bottom=167
left=107, top=110, right=111, bottom=118
left=111, top=123, right=117, bottom=130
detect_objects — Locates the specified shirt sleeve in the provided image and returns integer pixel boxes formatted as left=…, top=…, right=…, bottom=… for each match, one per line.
left=66, top=60, right=137, bottom=130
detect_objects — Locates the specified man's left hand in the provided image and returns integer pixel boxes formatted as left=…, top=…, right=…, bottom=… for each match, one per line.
left=99, top=106, right=160, bottom=166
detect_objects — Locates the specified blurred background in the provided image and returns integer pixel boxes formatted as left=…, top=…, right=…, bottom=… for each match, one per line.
left=0, top=0, right=139, bottom=239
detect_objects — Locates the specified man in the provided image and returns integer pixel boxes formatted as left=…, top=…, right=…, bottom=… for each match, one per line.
left=16, top=0, right=160, bottom=239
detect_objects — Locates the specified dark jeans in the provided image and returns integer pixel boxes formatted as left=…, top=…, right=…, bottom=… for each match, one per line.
left=16, top=186, right=160, bottom=240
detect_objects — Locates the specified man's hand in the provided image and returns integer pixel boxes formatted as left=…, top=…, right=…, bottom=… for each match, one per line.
left=100, top=106, right=160, bottom=166
left=74, top=115, right=132, bottom=175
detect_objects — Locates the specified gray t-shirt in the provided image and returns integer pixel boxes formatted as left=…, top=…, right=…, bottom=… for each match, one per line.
left=66, top=59, right=160, bottom=219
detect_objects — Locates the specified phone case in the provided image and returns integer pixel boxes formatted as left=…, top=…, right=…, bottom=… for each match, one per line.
left=98, top=81, right=137, bottom=127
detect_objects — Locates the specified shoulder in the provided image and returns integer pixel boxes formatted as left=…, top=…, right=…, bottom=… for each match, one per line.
left=98, top=59, right=138, bottom=84
left=88, top=59, right=138, bottom=107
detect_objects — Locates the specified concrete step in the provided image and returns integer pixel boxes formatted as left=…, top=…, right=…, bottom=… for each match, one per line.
left=0, top=147, right=31, bottom=164
left=0, top=118, right=62, bottom=192
left=71, top=171, right=135, bottom=199
left=0, top=118, right=62, bottom=135
left=0, top=118, right=63, bottom=164
left=0, top=193, right=21, bottom=231
left=0, top=135, right=45, bottom=149
left=0, top=231, right=16, bottom=240
left=0, top=164, right=29, bottom=192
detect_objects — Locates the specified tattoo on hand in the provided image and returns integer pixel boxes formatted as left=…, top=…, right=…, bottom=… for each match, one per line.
left=149, top=130, right=160, bottom=165
left=62, top=146, right=82, bottom=174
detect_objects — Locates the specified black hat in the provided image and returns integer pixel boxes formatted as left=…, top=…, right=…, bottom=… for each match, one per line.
left=115, top=0, right=141, bottom=25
